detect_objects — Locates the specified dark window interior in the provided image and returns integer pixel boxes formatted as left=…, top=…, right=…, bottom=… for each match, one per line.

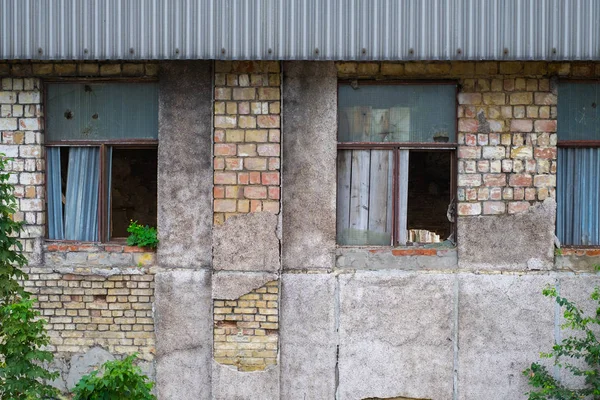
left=110, top=148, right=158, bottom=238
left=407, top=151, right=452, bottom=242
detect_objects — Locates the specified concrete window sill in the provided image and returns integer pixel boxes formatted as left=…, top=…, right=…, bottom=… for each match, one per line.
left=43, top=241, right=156, bottom=269
left=335, top=246, right=457, bottom=270
left=555, top=248, right=600, bottom=272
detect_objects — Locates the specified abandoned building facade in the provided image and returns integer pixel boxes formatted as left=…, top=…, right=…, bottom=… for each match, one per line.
left=2, top=1, right=600, bottom=399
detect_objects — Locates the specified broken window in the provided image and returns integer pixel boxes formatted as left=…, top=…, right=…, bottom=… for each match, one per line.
left=556, top=82, right=600, bottom=246
left=336, top=82, right=456, bottom=246
left=45, top=82, right=158, bottom=242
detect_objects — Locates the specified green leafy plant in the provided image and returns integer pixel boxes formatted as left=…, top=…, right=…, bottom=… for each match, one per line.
left=524, top=285, right=600, bottom=399
left=72, top=354, right=155, bottom=400
left=126, top=221, right=158, bottom=249
left=0, top=154, right=59, bottom=399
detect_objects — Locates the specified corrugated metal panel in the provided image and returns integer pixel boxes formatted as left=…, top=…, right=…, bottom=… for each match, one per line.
left=1, top=0, right=600, bottom=61
left=557, top=148, right=600, bottom=246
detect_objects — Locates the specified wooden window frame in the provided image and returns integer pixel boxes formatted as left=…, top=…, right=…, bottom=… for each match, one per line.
left=336, top=80, right=458, bottom=247
left=43, top=79, right=158, bottom=244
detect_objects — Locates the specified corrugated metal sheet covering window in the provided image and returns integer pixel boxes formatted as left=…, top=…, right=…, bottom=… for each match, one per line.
left=557, top=148, right=600, bottom=246
left=46, top=83, right=158, bottom=141
left=557, top=82, right=600, bottom=246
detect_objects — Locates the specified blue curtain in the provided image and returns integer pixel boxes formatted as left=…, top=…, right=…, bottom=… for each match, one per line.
left=64, top=147, right=100, bottom=241
left=47, top=147, right=64, bottom=239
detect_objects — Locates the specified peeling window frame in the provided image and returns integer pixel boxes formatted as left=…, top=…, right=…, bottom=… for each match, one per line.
left=43, top=79, right=158, bottom=244
left=336, top=80, right=458, bottom=247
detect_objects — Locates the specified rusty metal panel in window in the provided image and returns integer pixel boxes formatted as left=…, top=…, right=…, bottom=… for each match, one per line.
left=46, top=83, right=158, bottom=141
left=558, top=82, right=600, bottom=141
left=338, top=84, right=456, bottom=143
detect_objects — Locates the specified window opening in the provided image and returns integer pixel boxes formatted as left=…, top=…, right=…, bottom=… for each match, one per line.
left=336, top=82, right=456, bottom=246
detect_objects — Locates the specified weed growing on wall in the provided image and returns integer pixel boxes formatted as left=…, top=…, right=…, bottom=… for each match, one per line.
left=72, top=354, right=155, bottom=400
left=0, top=155, right=59, bottom=399
left=127, top=221, right=159, bottom=249
left=524, top=285, right=600, bottom=399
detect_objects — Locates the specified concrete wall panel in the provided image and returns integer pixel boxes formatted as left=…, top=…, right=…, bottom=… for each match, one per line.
left=212, top=361, right=279, bottom=400
left=337, top=272, right=455, bottom=400
left=458, top=274, right=555, bottom=400
left=158, top=61, right=213, bottom=268
left=280, top=273, right=337, bottom=399
left=457, top=199, right=556, bottom=271
left=154, top=270, right=212, bottom=399
left=282, top=61, right=337, bottom=271
left=213, top=212, right=280, bottom=272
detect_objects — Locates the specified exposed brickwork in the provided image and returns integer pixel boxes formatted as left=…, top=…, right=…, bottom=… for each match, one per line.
left=213, top=281, right=279, bottom=371
left=0, top=65, right=160, bottom=382
left=0, top=61, right=159, bottom=78
left=213, top=61, right=281, bottom=224
left=335, top=61, right=598, bottom=217
left=23, top=267, right=155, bottom=361
left=0, top=77, right=44, bottom=256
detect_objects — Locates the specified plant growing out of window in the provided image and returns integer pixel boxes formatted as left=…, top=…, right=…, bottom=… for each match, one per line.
left=127, top=220, right=159, bottom=249
left=524, top=285, right=600, bottom=399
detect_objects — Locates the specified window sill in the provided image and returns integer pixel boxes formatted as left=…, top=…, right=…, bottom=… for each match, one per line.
left=555, top=247, right=600, bottom=272
left=43, top=241, right=156, bottom=269
left=336, top=245, right=457, bottom=270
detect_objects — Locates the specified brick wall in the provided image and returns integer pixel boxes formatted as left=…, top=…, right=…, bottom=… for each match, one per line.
left=213, top=61, right=281, bottom=224
left=0, top=62, right=159, bottom=386
left=0, top=76, right=44, bottom=256
left=24, top=266, right=155, bottom=361
left=212, top=61, right=282, bottom=372
left=213, top=281, right=279, bottom=371
left=335, top=61, right=600, bottom=217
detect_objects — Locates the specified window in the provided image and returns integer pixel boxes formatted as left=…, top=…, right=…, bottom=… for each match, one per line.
left=556, top=82, right=600, bottom=246
left=45, top=82, right=158, bottom=242
left=336, top=82, right=457, bottom=246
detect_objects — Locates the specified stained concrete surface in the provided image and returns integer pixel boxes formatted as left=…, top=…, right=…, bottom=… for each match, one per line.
left=213, top=212, right=280, bottom=272
left=280, top=273, right=337, bottom=399
left=154, top=270, right=212, bottom=400
left=337, top=272, right=455, bottom=400
left=557, top=275, right=600, bottom=389
left=457, top=198, right=556, bottom=270
left=457, top=274, right=555, bottom=400
left=65, top=347, right=115, bottom=389
left=212, top=271, right=279, bottom=299
left=282, top=61, right=338, bottom=271
left=336, top=247, right=457, bottom=270
left=157, top=61, right=213, bottom=268
left=212, top=361, right=279, bottom=400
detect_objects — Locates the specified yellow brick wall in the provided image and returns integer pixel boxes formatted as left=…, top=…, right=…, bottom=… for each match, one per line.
left=213, top=61, right=281, bottom=224
left=213, top=281, right=279, bottom=371
left=24, top=266, right=155, bottom=361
